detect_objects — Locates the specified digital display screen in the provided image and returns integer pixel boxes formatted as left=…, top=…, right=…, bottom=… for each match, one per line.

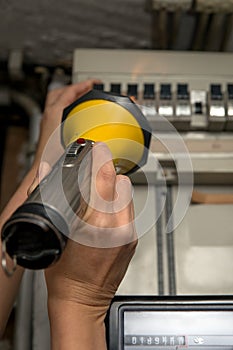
left=124, top=311, right=233, bottom=349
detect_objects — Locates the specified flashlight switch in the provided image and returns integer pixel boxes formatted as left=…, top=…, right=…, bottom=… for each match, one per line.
left=76, top=138, right=86, bottom=145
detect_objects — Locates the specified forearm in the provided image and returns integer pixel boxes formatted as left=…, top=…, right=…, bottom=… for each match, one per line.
left=0, top=166, right=37, bottom=336
left=0, top=265, right=23, bottom=337
left=0, top=165, right=38, bottom=226
left=48, top=299, right=108, bottom=350
left=0, top=80, right=99, bottom=337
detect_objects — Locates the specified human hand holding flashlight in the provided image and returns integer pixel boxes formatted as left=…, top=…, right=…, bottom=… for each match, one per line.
left=44, top=142, right=137, bottom=350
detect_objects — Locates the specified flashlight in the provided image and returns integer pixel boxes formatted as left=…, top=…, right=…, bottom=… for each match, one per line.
left=1, top=90, right=151, bottom=273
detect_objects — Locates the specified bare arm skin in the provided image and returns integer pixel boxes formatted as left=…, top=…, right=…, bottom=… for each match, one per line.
left=0, top=79, right=98, bottom=336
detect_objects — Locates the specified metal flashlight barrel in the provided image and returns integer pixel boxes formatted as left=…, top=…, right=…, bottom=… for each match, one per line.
left=1, top=139, right=93, bottom=272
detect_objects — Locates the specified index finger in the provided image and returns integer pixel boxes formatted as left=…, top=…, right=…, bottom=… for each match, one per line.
left=45, top=79, right=101, bottom=107
left=59, top=79, right=102, bottom=106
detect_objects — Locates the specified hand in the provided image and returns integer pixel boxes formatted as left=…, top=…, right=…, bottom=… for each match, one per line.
left=45, top=142, right=137, bottom=305
left=44, top=143, right=137, bottom=349
left=32, top=79, right=100, bottom=168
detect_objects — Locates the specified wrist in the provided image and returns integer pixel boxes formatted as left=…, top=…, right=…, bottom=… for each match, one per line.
left=48, top=298, right=108, bottom=350
left=46, top=273, right=115, bottom=309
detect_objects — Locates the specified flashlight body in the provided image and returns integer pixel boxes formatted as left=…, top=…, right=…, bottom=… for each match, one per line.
left=1, top=139, right=93, bottom=270
left=1, top=89, right=152, bottom=272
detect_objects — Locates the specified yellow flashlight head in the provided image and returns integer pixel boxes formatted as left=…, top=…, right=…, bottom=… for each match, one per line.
left=61, top=89, right=151, bottom=174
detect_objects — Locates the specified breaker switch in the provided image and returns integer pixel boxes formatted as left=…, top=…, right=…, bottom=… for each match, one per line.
left=177, top=83, right=189, bottom=100
left=210, top=84, right=223, bottom=100
left=127, top=84, right=138, bottom=99
left=93, top=83, right=104, bottom=91
left=143, top=84, right=155, bottom=100
left=110, top=84, right=121, bottom=94
left=227, top=84, right=233, bottom=100
left=160, top=84, right=172, bottom=100
left=194, top=102, right=203, bottom=114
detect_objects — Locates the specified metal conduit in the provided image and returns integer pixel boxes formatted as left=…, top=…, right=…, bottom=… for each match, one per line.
left=147, top=0, right=233, bottom=51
